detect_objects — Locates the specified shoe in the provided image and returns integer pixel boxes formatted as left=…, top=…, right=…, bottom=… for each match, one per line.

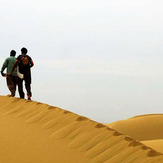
left=7, top=94, right=12, bottom=97
left=27, top=93, right=31, bottom=100
left=7, top=94, right=14, bottom=97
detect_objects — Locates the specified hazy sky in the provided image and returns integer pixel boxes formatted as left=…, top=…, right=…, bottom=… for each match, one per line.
left=0, top=0, right=163, bottom=123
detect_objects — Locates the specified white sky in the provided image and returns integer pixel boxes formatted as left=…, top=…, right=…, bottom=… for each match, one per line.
left=0, top=0, right=163, bottom=123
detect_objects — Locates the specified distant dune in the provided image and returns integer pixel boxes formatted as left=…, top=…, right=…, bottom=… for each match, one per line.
left=106, top=114, right=163, bottom=154
left=142, top=139, right=163, bottom=154
left=0, top=96, right=162, bottom=163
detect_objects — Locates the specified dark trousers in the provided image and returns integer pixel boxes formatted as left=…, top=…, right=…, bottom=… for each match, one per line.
left=18, top=71, right=32, bottom=99
left=6, top=75, right=18, bottom=96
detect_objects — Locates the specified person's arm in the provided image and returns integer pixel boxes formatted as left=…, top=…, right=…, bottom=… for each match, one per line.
left=8, top=60, right=18, bottom=76
left=30, top=59, right=34, bottom=68
left=1, top=59, right=8, bottom=77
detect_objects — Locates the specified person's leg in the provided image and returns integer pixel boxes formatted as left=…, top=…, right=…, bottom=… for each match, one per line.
left=6, top=75, right=16, bottom=97
left=13, top=76, right=18, bottom=91
left=17, top=77, right=24, bottom=98
left=13, top=76, right=18, bottom=97
left=24, top=71, right=32, bottom=100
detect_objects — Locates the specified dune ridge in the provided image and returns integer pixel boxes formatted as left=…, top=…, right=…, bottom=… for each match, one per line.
left=0, top=96, right=162, bottom=163
left=106, top=114, right=163, bottom=154
left=142, top=139, right=163, bottom=153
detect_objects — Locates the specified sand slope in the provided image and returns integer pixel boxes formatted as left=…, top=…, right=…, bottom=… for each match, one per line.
left=107, top=114, right=163, bottom=141
left=0, top=96, right=162, bottom=163
left=142, top=139, right=163, bottom=154
left=106, top=114, right=163, bottom=154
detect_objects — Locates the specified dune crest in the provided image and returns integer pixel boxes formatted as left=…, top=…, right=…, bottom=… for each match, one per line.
left=0, top=96, right=162, bottom=163
left=107, top=114, right=163, bottom=141
left=142, top=139, right=163, bottom=153
left=106, top=114, right=163, bottom=154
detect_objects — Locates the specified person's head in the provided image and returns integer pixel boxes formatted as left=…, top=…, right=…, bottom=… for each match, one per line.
left=10, top=50, right=16, bottom=57
left=21, top=47, right=28, bottom=54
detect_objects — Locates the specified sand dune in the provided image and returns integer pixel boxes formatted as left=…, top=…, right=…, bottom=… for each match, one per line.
left=142, top=139, right=163, bottom=153
left=0, top=96, right=162, bottom=163
left=107, top=114, right=163, bottom=141
left=106, top=114, right=163, bottom=154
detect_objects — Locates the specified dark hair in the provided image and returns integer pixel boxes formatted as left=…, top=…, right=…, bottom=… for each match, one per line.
left=10, top=50, right=16, bottom=57
left=21, top=47, right=28, bottom=54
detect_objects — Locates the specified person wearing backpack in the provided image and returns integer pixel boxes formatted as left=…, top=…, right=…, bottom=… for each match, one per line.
left=9, top=47, right=34, bottom=100
left=1, top=50, right=18, bottom=97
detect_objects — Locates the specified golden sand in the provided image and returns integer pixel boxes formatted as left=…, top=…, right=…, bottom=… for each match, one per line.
left=107, top=114, right=163, bottom=155
left=142, top=139, right=163, bottom=153
left=0, top=96, right=162, bottom=163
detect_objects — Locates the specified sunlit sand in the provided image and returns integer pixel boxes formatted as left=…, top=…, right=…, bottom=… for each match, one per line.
left=106, top=114, right=163, bottom=154
left=0, top=96, right=162, bottom=162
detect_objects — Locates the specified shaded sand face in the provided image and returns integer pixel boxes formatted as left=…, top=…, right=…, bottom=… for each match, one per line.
left=0, top=96, right=162, bottom=163
left=106, top=114, right=163, bottom=154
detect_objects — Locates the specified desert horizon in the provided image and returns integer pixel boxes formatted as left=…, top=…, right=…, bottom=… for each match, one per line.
left=1, top=0, right=163, bottom=162
left=1, top=0, right=163, bottom=125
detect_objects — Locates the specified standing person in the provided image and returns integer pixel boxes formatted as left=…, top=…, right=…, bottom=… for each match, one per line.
left=9, top=47, right=34, bottom=100
left=1, top=50, right=18, bottom=97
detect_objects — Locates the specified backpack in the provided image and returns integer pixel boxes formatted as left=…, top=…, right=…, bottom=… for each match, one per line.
left=20, top=55, right=30, bottom=66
